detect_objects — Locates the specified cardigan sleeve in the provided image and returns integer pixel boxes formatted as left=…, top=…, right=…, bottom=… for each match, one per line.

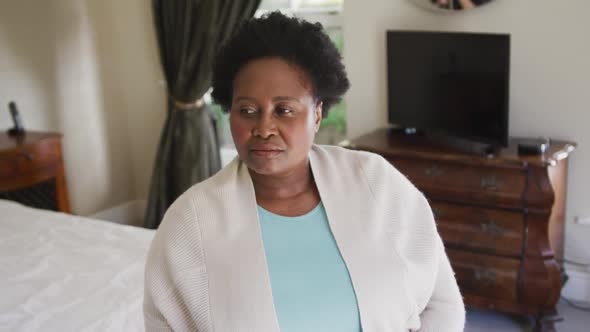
left=416, top=236, right=466, bottom=331
left=353, top=150, right=465, bottom=331
left=143, top=223, right=175, bottom=332
left=407, top=184, right=465, bottom=331
left=143, top=206, right=185, bottom=332
left=143, top=193, right=212, bottom=332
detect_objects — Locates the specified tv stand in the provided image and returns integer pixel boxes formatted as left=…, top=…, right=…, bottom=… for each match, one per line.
left=431, top=133, right=496, bottom=156
left=388, top=128, right=496, bottom=156
left=350, top=128, right=577, bottom=332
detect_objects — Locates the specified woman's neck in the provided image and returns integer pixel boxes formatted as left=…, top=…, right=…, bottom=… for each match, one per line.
left=249, top=161, right=314, bottom=202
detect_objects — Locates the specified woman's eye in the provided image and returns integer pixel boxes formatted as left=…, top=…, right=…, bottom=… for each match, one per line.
left=240, top=108, right=257, bottom=116
left=277, top=107, right=294, bottom=115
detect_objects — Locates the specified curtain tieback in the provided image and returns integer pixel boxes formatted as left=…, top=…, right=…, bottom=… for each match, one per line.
left=172, top=96, right=205, bottom=110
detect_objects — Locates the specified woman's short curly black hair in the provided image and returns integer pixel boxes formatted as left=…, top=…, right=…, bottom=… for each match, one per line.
left=211, top=11, right=350, bottom=117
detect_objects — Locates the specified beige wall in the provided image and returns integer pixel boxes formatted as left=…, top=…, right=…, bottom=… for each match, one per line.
left=0, top=0, right=165, bottom=216
left=342, top=0, right=590, bottom=290
left=2, top=0, right=588, bottom=289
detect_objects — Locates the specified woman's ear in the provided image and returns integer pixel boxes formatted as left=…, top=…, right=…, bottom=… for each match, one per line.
left=314, top=101, right=323, bottom=133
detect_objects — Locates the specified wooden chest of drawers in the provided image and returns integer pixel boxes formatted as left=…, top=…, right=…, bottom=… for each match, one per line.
left=0, top=132, right=70, bottom=212
left=350, top=128, right=576, bottom=329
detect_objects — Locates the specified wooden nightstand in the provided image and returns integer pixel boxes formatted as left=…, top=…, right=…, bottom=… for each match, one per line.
left=0, top=131, right=70, bottom=213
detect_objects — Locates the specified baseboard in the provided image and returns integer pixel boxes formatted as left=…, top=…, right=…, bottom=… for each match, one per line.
left=561, top=265, right=590, bottom=302
left=89, top=199, right=147, bottom=227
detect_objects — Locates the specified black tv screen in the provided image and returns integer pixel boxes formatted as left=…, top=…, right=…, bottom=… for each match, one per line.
left=387, top=30, right=510, bottom=147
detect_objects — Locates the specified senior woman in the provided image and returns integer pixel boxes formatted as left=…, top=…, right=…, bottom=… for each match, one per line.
left=144, top=12, right=465, bottom=332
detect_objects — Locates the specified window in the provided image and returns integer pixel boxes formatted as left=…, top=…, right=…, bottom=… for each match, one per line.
left=211, top=0, right=346, bottom=146
left=258, top=0, right=343, bottom=14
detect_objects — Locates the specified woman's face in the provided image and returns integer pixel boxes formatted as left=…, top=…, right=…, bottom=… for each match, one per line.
left=230, top=57, right=321, bottom=176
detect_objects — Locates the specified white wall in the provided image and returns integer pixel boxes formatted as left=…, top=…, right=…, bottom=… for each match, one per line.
left=0, top=0, right=165, bottom=216
left=2, top=0, right=588, bottom=289
left=343, top=0, right=590, bottom=299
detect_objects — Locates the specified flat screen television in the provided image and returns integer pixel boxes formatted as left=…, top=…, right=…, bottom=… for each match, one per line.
left=386, top=30, right=510, bottom=147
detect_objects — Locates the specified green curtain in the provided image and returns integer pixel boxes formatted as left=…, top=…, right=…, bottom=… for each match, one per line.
left=145, top=0, right=261, bottom=229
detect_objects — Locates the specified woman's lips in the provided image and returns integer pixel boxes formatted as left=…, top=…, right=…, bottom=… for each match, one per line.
left=250, top=149, right=283, bottom=158
left=250, top=146, right=283, bottom=158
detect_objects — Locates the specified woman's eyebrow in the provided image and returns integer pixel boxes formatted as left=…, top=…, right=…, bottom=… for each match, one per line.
left=233, top=96, right=302, bottom=103
left=273, top=96, right=301, bottom=103
left=233, top=96, right=257, bottom=102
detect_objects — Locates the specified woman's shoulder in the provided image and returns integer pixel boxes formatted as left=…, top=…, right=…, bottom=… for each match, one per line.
left=313, top=145, right=429, bottom=223
left=157, top=159, right=239, bottom=231
left=147, top=165, right=235, bottom=267
left=313, top=143, right=384, bottom=161
left=313, top=144, right=400, bottom=168
left=313, top=144, right=417, bottom=192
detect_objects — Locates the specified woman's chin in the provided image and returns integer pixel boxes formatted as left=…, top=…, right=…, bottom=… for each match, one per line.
left=245, top=159, right=287, bottom=176
left=247, top=164, right=282, bottom=176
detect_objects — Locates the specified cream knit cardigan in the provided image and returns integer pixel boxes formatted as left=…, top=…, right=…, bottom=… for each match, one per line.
left=144, top=145, right=465, bottom=331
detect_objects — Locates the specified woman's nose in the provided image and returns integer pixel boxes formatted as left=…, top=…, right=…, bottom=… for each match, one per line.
left=252, top=113, right=277, bottom=139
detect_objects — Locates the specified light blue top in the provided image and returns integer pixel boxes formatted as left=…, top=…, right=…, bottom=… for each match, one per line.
left=257, top=202, right=362, bottom=332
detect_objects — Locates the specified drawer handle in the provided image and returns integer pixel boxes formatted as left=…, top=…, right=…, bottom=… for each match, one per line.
left=474, top=269, right=497, bottom=284
left=480, top=220, right=505, bottom=237
left=480, top=176, right=501, bottom=190
left=424, top=166, right=444, bottom=177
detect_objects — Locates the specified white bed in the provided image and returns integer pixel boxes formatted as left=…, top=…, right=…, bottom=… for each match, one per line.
left=0, top=199, right=155, bottom=332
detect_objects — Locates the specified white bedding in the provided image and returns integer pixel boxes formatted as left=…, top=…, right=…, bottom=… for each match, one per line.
left=0, top=200, right=155, bottom=332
